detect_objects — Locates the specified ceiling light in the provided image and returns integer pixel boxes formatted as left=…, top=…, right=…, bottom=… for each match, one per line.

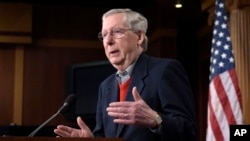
left=175, top=0, right=183, bottom=8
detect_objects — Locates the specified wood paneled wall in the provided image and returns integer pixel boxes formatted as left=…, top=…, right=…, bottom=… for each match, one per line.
left=0, top=46, right=15, bottom=125
left=0, top=3, right=109, bottom=126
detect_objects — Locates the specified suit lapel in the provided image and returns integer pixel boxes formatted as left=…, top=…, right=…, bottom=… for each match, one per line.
left=129, top=53, right=149, bottom=97
left=106, top=77, right=119, bottom=136
left=115, top=53, right=149, bottom=137
left=107, top=78, right=119, bottom=102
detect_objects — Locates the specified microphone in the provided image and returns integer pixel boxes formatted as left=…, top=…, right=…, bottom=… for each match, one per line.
left=28, top=94, right=76, bottom=137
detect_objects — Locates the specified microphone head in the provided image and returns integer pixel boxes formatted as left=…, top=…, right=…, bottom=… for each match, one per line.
left=59, top=94, right=76, bottom=114
left=64, top=94, right=76, bottom=104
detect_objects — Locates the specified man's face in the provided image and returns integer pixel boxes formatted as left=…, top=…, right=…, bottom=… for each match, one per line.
left=101, top=13, right=143, bottom=71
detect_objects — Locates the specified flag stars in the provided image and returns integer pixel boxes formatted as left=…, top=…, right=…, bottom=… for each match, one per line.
left=218, top=3, right=224, bottom=8
left=213, top=29, right=218, bottom=35
left=213, top=58, right=217, bottom=64
left=217, top=11, right=222, bottom=17
left=210, top=67, right=215, bottom=74
left=210, top=0, right=236, bottom=78
left=216, top=40, right=222, bottom=46
left=219, top=62, right=224, bottom=67
left=214, top=50, right=219, bottom=55
left=221, top=53, right=227, bottom=59
left=219, top=32, right=224, bottom=37
left=224, top=44, right=229, bottom=50
left=210, top=56, right=214, bottom=63
left=215, top=20, right=219, bottom=26
left=211, top=47, right=214, bottom=53
left=221, top=23, right=227, bottom=29
left=229, top=57, right=234, bottom=63
left=212, top=38, right=216, bottom=44
left=224, top=16, right=227, bottom=21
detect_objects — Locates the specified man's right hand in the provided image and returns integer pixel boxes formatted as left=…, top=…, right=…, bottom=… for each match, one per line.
left=54, top=116, right=94, bottom=137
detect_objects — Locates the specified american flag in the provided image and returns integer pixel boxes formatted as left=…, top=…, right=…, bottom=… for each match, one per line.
left=206, top=0, right=243, bottom=141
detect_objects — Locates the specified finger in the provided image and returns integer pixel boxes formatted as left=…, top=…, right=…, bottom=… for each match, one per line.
left=107, top=106, right=128, bottom=113
left=77, top=116, right=90, bottom=131
left=76, top=116, right=94, bottom=137
left=132, top=86, right=142, bottom=101
left=108, top=101, right=131, bottom=107
left=108, top=111, right=127, bottom=119
left=54, top=126, right=71, bottom=137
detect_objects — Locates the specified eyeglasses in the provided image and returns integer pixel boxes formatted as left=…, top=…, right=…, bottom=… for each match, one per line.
left=98, top=28, right=132, bottom=41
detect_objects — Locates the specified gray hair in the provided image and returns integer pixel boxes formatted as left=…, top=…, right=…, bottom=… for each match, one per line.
left=102, top=8, right=148, bottom=51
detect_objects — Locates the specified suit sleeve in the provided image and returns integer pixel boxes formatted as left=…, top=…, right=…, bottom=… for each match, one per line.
left=158, top=60, right=197, bottom=141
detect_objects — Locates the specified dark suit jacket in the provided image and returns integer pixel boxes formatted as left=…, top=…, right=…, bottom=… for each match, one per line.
left=93, top=53, right=197, bottom=141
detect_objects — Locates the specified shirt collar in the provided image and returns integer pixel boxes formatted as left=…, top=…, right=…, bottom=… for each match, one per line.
left=116, top=59, right=137, bottom=76
left=116, top=59, right=138, bottom=83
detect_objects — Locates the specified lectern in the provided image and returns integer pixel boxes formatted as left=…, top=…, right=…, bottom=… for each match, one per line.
left=0, top=137, right=124, bottom=141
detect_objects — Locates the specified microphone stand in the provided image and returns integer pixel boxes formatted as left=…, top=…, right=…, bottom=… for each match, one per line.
left=27, top=94, right=75, bottom=137
left=28, top=110, right=60, bottom=137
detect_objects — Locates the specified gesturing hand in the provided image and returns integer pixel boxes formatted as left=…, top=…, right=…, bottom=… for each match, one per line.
left=54, top=116, right=94, bottom=137
left=106, top=86, right=158, bottom=128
